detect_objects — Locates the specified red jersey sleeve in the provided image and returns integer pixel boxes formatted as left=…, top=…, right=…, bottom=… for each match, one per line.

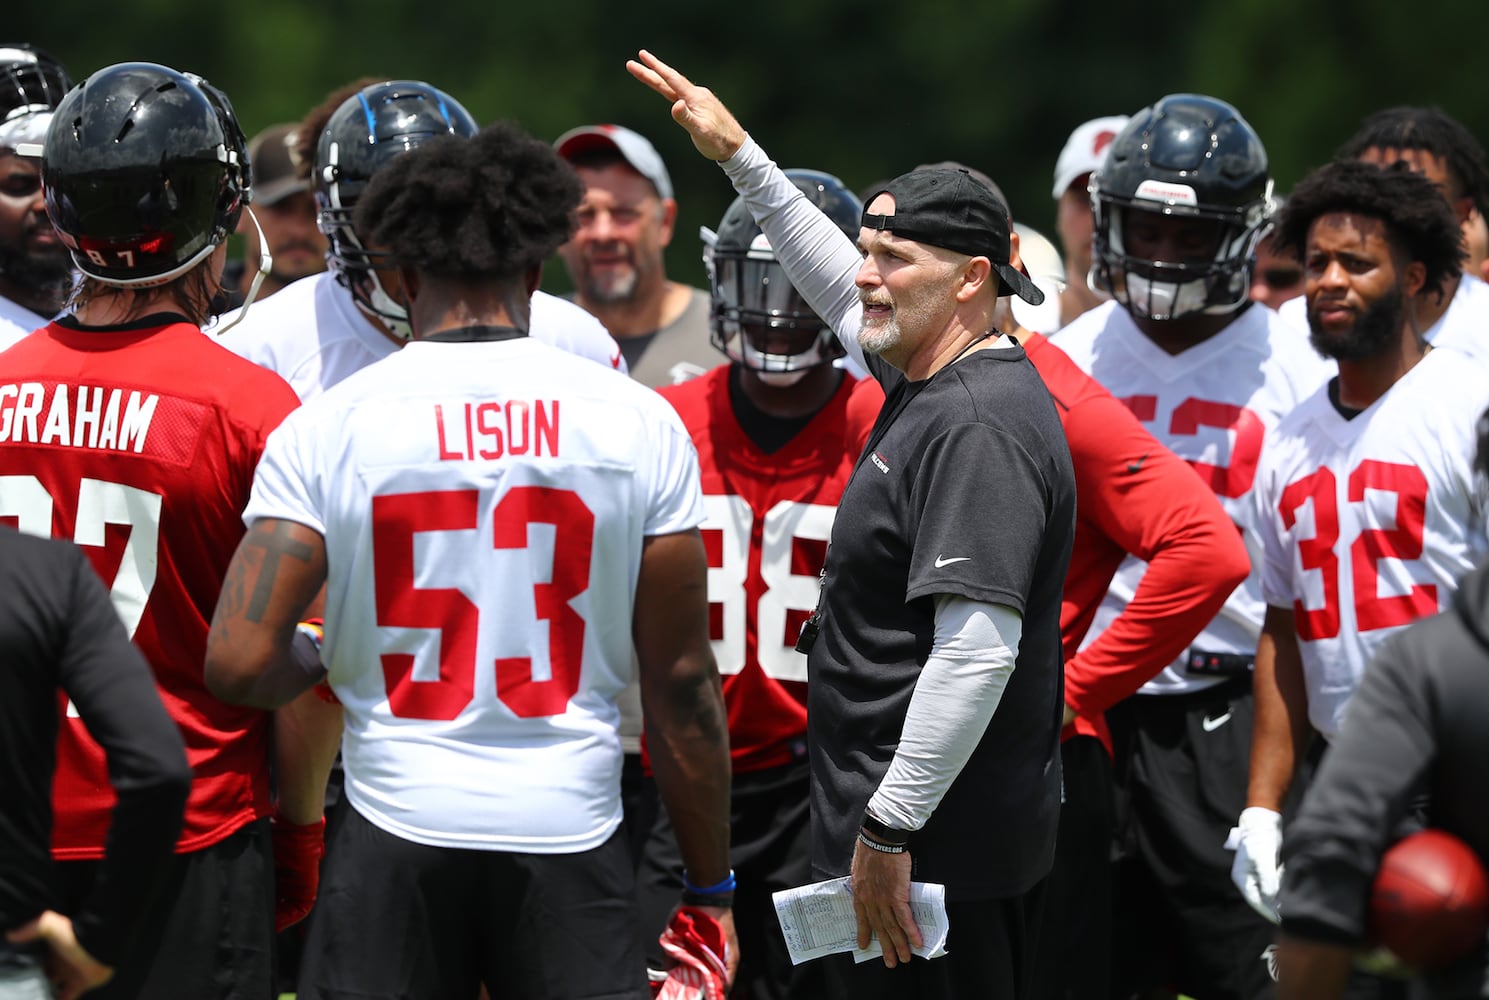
left=1057, top=387, right=1250, bottom=717
left=1022, top=332, right=1250, bottom=750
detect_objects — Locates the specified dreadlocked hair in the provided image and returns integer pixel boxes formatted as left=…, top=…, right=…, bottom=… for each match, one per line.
left=354, top=120, right=583, bottom=282
left=1274, top=159, right=1466, bottom=301
left=1337, top=106, right=1489, bottom=224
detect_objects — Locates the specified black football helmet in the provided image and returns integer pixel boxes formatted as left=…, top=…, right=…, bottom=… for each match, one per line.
left=1091, top=94, right=1274, bottom=321
left=703, top=169, right=859, bottom=376
left=42, top=62, right=249, bottom=287
left=315, top=80, right=477, bottom=336
left=0, top=44, right=70, bottom=123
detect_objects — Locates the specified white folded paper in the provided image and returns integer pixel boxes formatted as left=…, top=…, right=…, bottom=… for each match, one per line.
left=771, top=877, right=950, bottom=965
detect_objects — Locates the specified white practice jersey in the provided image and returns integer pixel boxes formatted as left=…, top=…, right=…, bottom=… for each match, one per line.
left=216, top=272, right=627, bottom=401
left=0, top=294, right=44, bottom=353
left=1254, top=349, right=1489, bottom=737
left=1052, top=301, right=1333, bottom=694
left=1279, top=274, right=1489, bottom=360
left=245, top=337, right=705, bottom=852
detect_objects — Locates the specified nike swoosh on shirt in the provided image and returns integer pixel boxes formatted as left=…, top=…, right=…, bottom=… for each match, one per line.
left=1126, top=452, right=1151, bottom=474
left=934, top=555, right=971, bottom=568
left=1201, top=711, right=1232, bottom=732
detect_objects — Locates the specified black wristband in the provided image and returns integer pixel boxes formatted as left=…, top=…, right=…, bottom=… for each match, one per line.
left=861, top=814, right=911, bottom=847
left=681, top=889, right=734, bottom=908
left=858, top=831, right=908, bottom=855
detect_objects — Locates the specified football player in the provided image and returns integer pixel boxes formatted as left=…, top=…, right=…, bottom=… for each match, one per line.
left=218, top=80, right=625, bottom=402
left=633, top=169, right=875, bottom=1000
left=0, top=62, right=338, bottom=997
left=205, top=119, right=734, bottom=1000
left=1234, top=160, right=1489, bottom=927
left=1048, top=94, right=1333, bottom=999
left=0, top=44, right=72, bottom=350
left=1279, top=106, right=1489, bottom=358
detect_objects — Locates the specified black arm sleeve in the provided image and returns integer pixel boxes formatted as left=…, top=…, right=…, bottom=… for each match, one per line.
left=56, top=546, right=191, bottom=967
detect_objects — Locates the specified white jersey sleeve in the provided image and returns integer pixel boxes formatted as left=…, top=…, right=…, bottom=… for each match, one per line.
left=530, top=291, right=628, bottom=375
left=1422, top=274, right=1489, bottom=360
left=642, top=405, right=707, bottom=536
left=244, top=408, right=327, bottom=536
left=0, top=295, right=45, bottom=353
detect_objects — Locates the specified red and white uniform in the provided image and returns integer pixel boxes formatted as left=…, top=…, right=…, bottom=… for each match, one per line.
left=216, top=272, right=627, bottom=402
left=1052, top=301, right=1332, bottom=694
left=1254, top=349, right=1489, bottom=737
left=246, top=337, right=704, bottom=852
left=656, top=366, right=874, bottom=773
left=0, top=319, right=299, bottom=857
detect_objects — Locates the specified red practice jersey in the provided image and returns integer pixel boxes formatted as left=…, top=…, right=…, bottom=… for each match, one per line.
left=1021, top=333, right=1251, bottom=751
left=658, top=366, right=873, bottom=773
left=0, top=319, right=299, bottom=858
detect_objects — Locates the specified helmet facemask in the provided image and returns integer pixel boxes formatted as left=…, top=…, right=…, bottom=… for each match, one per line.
left=1093, top=182, right=1274, bottom=321
left=0, top=46, right=70, bottom=123
left=703, top=227, right=844, bottom=375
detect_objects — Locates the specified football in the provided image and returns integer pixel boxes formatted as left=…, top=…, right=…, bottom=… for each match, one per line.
left=1368, top=829, right=1489, bottom=969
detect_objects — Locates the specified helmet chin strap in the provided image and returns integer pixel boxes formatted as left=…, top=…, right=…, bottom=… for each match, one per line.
left=213, top=206, right=272, bottom=336
left=366, top=274, right=414, bottom=339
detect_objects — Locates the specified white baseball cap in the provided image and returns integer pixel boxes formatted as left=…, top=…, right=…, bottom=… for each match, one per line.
left=555, top=124, right=674, bottom=200
left=1010, top=223, right=1066, bottom=334
left=1052, top=115, right=1130, bottom=199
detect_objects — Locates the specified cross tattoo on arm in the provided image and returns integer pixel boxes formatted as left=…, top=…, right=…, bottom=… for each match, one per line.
left=243, top=519, right=315, bottom=623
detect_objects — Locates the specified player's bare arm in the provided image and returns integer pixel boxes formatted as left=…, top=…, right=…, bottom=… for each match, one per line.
left=634, top=528, right=739, bottom=983
left=1247, top=604, right=1313, bottom=811
left=206, top=517, right=329, bottom=709
left=1275, top=936, right=1353, bottom=1000
left=626, top=50, right=746, bottom=163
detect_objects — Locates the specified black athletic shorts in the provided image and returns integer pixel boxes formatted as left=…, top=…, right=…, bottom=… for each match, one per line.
left=1032, top=734, right=1115, bottom=1000
left=297, top=801, right=648, bottom=1000
left=1107, top=677, right=1277, bottom=1000
left=55, top=818, right=275, bottom=1000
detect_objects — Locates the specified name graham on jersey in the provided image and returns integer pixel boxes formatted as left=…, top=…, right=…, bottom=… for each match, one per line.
left=435, top=399, right=560, bottom=461
left=0, top=382, right=158, bottom=453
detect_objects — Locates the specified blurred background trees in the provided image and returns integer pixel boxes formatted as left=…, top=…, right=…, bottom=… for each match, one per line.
left=16, top=0, right=1489, bottom=291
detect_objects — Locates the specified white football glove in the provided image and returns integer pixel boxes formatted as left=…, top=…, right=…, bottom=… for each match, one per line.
left=1227, top=806, right=1284, bottom=924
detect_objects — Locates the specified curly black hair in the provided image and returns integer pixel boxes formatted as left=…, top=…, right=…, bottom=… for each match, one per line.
left=354, top=121, right=584, bottom=281
left=1273, top=160, right=1466, bottom=300
left=1337, top=106, right=1489, bottom=223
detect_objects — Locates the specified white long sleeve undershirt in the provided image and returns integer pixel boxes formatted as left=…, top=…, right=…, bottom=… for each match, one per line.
left=867, top=595, right=1023, bottom=831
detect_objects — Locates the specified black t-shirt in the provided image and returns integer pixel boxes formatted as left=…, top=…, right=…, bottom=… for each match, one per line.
left=0, top=529, right=189, bottom=966
left=807, top=344, right=1076, bottom=901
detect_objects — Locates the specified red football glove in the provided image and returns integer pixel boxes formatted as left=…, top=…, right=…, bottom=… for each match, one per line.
left=650, top=906, right=730, bottom=1000
left=270, top=812, right=325, bottom=932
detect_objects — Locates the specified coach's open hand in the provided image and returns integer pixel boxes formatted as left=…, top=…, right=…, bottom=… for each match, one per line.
left=850, top=838, right=924, bottom=968
left=626, top=50, right=747, bottom=163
